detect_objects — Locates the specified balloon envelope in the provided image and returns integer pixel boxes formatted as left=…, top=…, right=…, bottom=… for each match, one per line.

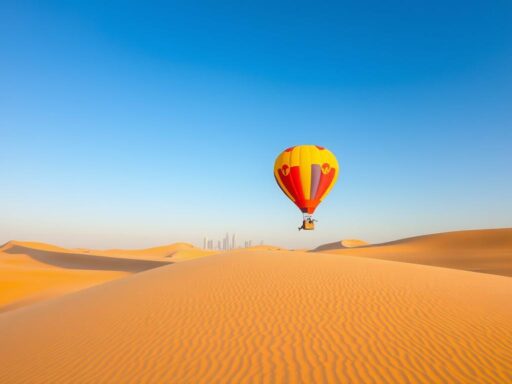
left=274, top=145, right=339, bottom=214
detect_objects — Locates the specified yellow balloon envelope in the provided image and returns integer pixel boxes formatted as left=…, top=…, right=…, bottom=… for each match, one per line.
left=274, top=145, right=339, bottom=215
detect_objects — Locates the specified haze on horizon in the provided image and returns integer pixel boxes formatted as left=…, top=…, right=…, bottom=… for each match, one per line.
left=1, top=1, right=511, bottom=249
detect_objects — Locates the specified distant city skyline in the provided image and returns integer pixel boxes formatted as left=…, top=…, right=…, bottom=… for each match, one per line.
left=1, top=1, right=511, bottom=249
left=203, top=233, right=263, bottom=250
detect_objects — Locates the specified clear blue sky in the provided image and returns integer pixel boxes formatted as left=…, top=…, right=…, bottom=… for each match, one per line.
left=1, top=1, right=511, bottom=249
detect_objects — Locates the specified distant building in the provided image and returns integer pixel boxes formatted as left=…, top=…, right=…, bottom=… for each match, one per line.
left=202, top=233, right=257, bottom=251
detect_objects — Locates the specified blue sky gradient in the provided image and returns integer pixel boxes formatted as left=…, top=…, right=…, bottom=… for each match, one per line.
left=1, top=1, right=511, bottom=248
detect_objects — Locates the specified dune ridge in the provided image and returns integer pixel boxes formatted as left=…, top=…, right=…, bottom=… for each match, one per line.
left=75, top=241, right=217, bottom=261
left=314, top=239, right=368, bottom=251
left=243, top=244, right=284, bottom=251
left=1, top=241, right=170, bottom=271
left=0, top=250, right=510, bottom=383
left=100, top=242, right=196, bottom=259
left=0, top=241, right=171, bottom=313
left=314, top=228, right=512, bottom=277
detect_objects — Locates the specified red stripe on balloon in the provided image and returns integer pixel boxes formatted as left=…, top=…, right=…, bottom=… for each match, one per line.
left=289, top=166, right=306, bottom=208
left=278, top=168, right=299, bottom=203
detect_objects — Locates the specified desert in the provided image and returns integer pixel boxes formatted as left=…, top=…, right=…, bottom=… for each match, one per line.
left=1, top=229, right=511, bottom=383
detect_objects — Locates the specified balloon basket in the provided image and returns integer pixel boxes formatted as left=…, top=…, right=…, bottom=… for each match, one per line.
left=299, top=218, right=316, bottom=231
left=303, top=220, right=315, bottom=230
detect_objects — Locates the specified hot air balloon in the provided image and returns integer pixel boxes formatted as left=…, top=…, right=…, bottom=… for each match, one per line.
left=274, top=145, right=339, bottom=230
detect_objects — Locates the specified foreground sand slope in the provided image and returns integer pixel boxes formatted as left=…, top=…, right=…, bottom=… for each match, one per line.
left=0, top=241, right=169, bottom=312
left=315, top=228, right=512, bottom=277
left=1, top=250, right=510, bottom=383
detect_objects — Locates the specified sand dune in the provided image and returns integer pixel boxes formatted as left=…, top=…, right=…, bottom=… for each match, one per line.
left=314, top=228, right=512, bottom=277
left=314, top=239, right=368, bottom=251
left=99, top=242, right=197, bottom=259
left=0, top=250, right=510, bottom=383
left=0, top=241, right=170, bottom=312
left=80, top=242, right=218, bottom=262
left=1, top=241, right=170, bottom=271
left=165, top=248, right=219, bottom=262
left=243, top=244, right=284, bottom=251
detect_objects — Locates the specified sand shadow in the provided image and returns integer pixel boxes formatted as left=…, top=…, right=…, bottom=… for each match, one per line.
left=4, top=245, right=171, bottom=273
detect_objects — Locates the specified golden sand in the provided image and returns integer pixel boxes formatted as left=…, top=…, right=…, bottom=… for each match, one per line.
left=315, top=228, right=512, bottom=277
left=0, top=241, right=170, bottom=312
left=0, top=248, right=511, bottom=383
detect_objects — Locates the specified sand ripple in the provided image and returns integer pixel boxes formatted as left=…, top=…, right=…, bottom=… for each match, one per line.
left=0, top=251, right=511, bottom=383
